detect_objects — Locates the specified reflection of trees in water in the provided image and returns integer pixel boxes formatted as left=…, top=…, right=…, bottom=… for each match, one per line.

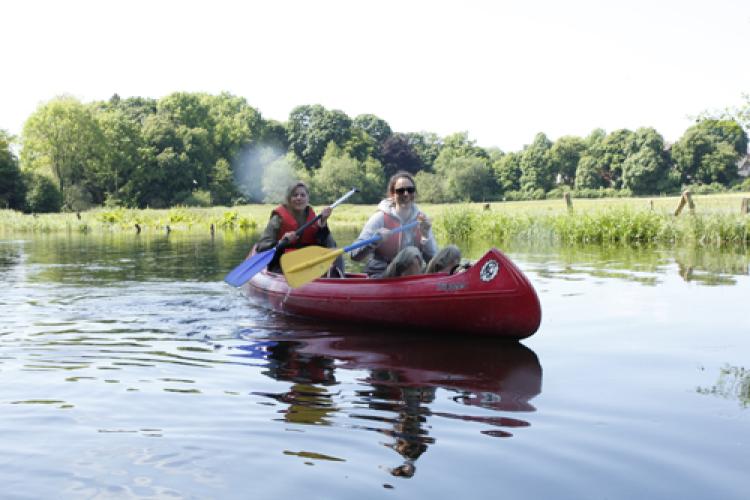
left=674, top=248, right=749, bottom=286
left=494, top=242, right=749, bottom=286
left=15, top=233, right=249, bottom=283
left=246, top=334, right=542, bottom=479
left=697, top=365, right=749, bottom=408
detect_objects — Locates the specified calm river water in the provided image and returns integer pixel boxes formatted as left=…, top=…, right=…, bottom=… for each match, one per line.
left=0, top=232, right=748, bottom=499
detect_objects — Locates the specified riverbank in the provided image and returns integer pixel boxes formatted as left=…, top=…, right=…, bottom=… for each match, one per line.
left=2, top=192, right=749, bottom=247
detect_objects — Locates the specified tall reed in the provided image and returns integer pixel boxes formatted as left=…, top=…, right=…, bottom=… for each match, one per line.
left=436, top=206, right=750, bottom=248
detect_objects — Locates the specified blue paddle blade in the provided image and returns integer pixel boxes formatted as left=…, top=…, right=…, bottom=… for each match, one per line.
left=224, top=248, right=275, bottom=287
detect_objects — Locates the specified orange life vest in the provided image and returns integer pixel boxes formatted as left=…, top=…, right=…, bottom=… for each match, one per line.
left=273, top=205, right=319, bottom=252
left=374, top=212, right=423, bottom=261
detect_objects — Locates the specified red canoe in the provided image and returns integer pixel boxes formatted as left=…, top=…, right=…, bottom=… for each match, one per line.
left=245, top=248, right=542, bottom=339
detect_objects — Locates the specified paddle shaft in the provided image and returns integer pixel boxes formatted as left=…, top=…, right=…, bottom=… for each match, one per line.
left=284, top=221, right=419, bottom=274
left=280, top=187, right=359, bottom=246
left=343, top=220, right=419, bottom=253
left=223, top=187, right=358, bottom=287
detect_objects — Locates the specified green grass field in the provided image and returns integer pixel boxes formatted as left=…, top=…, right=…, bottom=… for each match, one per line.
left=2, top=191, right=749, bottom=247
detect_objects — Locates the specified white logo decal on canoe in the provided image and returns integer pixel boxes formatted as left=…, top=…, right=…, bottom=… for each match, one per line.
left=437, top=282, right=466, bottom=291
left=479, top=259, right=499, bottom=282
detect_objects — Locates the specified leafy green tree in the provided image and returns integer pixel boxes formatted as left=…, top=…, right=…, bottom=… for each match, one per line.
left=492, top=151, right=522, bottom=193
left=138, top=92, right=263, bottom=206
left=548, top=135, right=586, bottom=186
left=485, top=147, right=505, bottom=163
left=430, top=133, right=493, bottom=200
left=574, top=129, right=607, bottom=189
left=209, top=158, right=236, bottom=206
left=698, top=142, right=741, bottom=185
left=573, top=128, right=635, bottom=189
left=434, top=132, right=489, bottom=171
left=204, top=92, right=263, bottom=160
left=352, top=114, right=392, bottom=146
left=621, top=128, right=674, bottom=194
left=22, top=171, right=62, bottom=213
left=136, top=113, right=211, bottom=207
left=574, top=155, right=604, bottom=189
left=432, top=133, right=487, bottom=175
left=286, top=105, right=352, bottom=169
left=519, top=133, right=554, bottom=192
left=91, top=106, right=145, bottom=205
left=21, top=96, right=105, bottom=208
left=311, top=144, right=358, bottom=203
left=599, top=129, right=636, bottom=188
left=405, top=132, right=442, bottom=170
left=414, top=171, right=447, bottom=203
left=379, top=133, right=423, bottom=178
left=443, top=157, right=497, bottom=202
left=695, top=92, right=750, bottom=134
left=103, top=94, right=157, bottom=125
left=0, top=131, right=25, bottom=209
left=259, top=119, right=289, bottom=152
left=671, top=119, right=747, bottom=184
left=343, top=128, right=378, bottom=163
left=310, top=143, right=384, bottom=204
left=359, top=156, right=387, bottom=203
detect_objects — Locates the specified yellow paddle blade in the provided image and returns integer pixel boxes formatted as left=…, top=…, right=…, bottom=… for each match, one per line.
left=280, top=246, right=345, bottom=288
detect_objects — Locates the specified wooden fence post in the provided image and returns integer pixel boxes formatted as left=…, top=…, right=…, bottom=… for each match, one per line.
left=674, top=190, right=694, bottom=216
left=741, top=198, right=750, bottom=215
left=563, top=192, right=573, bottom=211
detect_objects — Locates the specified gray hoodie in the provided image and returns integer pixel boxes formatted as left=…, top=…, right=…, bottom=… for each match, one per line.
left=350, top=199, right=438, bottom=277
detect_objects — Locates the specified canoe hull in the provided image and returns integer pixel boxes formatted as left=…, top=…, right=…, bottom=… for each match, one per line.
left=245, top=248, right=541, bottom=339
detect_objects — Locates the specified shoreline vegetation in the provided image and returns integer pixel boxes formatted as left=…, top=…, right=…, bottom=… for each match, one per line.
left=2, top=192, right=749, bottom=248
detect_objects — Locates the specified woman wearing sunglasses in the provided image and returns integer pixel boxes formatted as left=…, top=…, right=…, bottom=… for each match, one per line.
left=351, top=171, right=437, bottom=277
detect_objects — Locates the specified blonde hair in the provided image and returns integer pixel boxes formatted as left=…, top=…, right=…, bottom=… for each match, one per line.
left=383, top=246, right=425, bottom=278
left=425, top=245, right=461, bottom=273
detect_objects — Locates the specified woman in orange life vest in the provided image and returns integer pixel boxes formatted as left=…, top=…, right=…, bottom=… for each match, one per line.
left=351, top=171, right=437, bottom=277
left=254, top=181, right=344, bottom=276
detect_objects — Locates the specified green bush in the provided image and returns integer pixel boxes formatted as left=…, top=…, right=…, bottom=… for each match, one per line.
left=180, top=189, right=212, bottom=207
left=96, top=208, right=127, bottom=224
left=437, top=205, right=479, bottom=241
left=23, top=173, right=62, bottom=213
left=683, top=183, right=728, bottom=195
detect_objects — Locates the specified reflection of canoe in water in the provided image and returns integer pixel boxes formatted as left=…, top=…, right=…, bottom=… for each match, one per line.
left=239, top=330, right=542, bottom=475
left=245, top=248, right=542, bottom=339
left=242, top=330, right=542, bottom=412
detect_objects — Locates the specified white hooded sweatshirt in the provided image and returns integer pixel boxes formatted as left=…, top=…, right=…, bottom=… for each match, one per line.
left=350, top=199, right=438, bottom=277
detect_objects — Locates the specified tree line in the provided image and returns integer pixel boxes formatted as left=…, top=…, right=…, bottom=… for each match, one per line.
left=1, top=92, right=749, bottom=212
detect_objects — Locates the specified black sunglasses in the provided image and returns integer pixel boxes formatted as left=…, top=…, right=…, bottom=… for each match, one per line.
left=394, top=187, right=416, bottom=194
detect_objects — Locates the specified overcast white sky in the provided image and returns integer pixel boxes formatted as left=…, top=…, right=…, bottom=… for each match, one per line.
left=2, top=0, right=749, bottom=152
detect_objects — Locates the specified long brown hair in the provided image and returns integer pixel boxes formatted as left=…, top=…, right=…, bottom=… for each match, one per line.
left=386, top=171, right=417, bottom=197
left=284, top=181, right=309, bottom=206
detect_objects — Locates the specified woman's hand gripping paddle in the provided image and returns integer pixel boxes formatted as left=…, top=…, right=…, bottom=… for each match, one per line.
left=281, top=221, right=419, bottom=288
left=223, top=188, right=359, bottom=287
